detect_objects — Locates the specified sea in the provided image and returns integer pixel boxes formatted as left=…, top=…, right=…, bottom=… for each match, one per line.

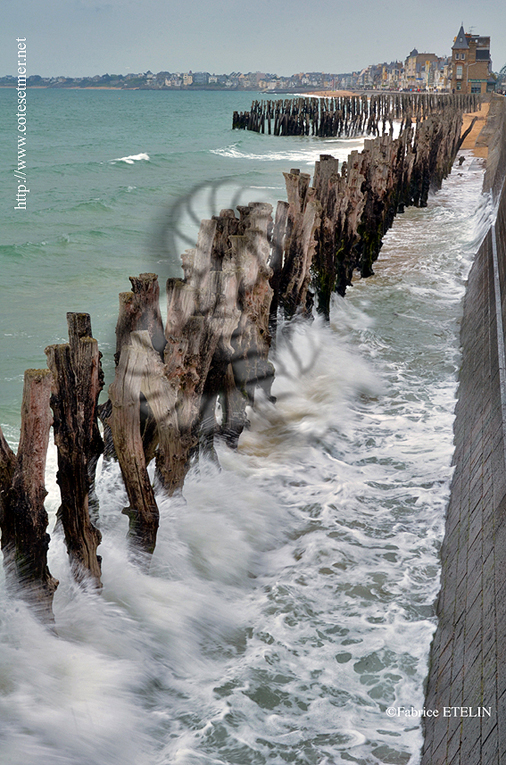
left=0, top=88, right=491, bottom=764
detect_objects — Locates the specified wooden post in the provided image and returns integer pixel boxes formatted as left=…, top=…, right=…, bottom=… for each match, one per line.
left=228, top=207, right=274, bottom=398
left=45, top=312, right=103, bottom=587
left=0, top=428, right=16, bottom=521
left=311, top=154, right=343, bottom=317
left=111, top=273, right=166, bottom=463
left=0, top=370, right=58, bottom=621
left=108, top=336, right=160, bottom=558
left=115, top=272, right=166, bottom=364
left=279, top=186, right=321, bottom=318
left=268, top=200, right=290, bottom=338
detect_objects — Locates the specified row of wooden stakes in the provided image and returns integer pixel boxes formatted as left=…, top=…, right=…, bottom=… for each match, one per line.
left=232, top=92, right=479, bottom=138
left=0, top=100, right=475, bottom=622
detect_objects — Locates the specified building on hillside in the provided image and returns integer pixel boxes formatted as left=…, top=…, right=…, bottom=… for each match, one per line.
left=451, top=26, right=495, bottom=94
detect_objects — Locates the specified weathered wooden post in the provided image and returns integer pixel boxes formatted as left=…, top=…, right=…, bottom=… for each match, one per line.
left=274, top=170, right=321, bottom=319
left=227, top=203, right=275, bottom=404
left=114, top=273, right=166, bottom=463
left=108, top=333, right=161, bottom=559
left=311, top=154, right=343, bottom=317
left=45, top=313, right=103, bottom=588
left=200, top=204, right=275, bottom=449
left=115, top=272, right=166, bottom=364
left=0, top=370, right=58, bottom=621
left=269, top=200, right=290, bottom=337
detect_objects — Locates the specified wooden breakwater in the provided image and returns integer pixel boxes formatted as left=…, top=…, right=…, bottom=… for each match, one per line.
left=233, top=92, right=479, bottom=137
left=281, top=103, right=471, bottom=317
left=0, top=101, right=472, bottom=622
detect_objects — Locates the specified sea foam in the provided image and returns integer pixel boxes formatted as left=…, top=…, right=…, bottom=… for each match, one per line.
left=110, top=152, right=150, bottom=164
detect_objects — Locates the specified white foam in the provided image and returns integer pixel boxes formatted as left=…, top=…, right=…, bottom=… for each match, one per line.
left=211, top=140, right=364, bottom=166
left=110, top=152, right=150, bottom=165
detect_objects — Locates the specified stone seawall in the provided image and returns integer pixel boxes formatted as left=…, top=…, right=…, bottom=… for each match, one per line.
left=421, top=94, right=506, bottom=765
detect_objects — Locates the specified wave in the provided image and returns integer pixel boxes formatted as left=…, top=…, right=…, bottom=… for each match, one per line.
left=109, top=152, right=150, bottom=165
left=211, top=140, right=364, bottom=166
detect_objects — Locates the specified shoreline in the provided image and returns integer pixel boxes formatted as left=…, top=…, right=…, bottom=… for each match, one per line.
left=460, top=100, right=490, bottom=157
left=306, top=90, right=356, bottom=97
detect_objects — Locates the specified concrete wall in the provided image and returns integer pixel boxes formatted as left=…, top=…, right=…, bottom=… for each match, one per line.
left=421, top=94, right=506, bottom=765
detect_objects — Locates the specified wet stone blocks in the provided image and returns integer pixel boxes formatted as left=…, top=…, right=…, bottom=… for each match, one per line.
left=421, top=174, right=506, bottom=764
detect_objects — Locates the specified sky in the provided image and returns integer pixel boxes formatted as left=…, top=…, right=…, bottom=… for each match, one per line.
left=2, top=0, right=506, bottom=78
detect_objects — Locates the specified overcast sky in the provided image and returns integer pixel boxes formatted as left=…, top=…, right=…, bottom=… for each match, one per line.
left=2, top=0, right=506, bottom=78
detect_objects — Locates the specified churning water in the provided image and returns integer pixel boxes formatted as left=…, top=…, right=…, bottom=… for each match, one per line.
left=0, top=89, right=492, bottom=764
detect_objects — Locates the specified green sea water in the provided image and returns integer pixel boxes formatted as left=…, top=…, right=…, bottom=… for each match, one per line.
left=0, top=88, right=363, bottom=434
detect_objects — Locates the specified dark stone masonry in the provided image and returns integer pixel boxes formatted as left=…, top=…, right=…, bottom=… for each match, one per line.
left=421, top=94, right=506, bottom=765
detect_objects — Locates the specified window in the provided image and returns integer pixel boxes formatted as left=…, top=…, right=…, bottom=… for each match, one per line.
left=456, top=65, right=463, bottom=79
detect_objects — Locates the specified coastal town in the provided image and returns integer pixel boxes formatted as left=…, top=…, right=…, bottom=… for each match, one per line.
left=2, top=26, right=505, bottom=94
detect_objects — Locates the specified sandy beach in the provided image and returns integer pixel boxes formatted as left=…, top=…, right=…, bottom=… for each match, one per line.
left=309, top=91, right=491, bottom=159
left=307, top=90, right=356, bottom=97
left=460, top=100, right=490, bottom=157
